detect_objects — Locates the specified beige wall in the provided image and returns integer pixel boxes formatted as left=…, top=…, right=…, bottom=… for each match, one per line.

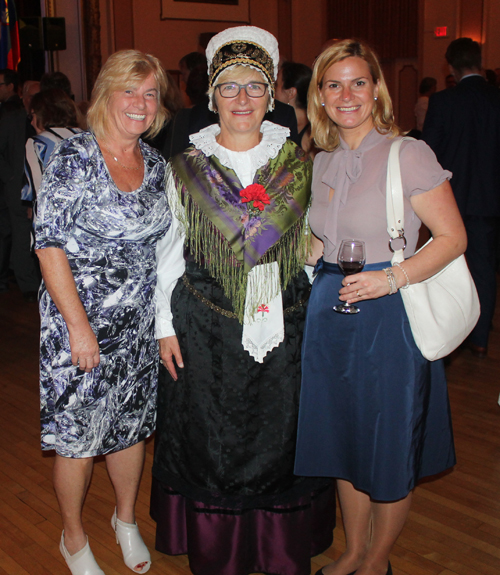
left=483, top=0, right=500, bottom=70
left=49, top=0, right=86, bottom=102
left=291, top=0, right=327, bottom=67
left=56, top=0, right=500, bottom=105
left=421, top=0, right=459, bottom=90
left=99, top=0, right=326, bottom=72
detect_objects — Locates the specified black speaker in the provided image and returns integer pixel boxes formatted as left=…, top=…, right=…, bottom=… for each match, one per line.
left=19, top=17, right=43, bottom=51
left=43, top=17, right=66, bottom=51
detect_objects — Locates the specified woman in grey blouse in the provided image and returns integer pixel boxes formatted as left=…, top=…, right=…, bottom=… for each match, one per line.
left=294, top=40, right=466, bottom=575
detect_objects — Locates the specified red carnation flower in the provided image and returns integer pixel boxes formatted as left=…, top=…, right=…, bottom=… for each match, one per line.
left=240, top=184, right=270, bottom=212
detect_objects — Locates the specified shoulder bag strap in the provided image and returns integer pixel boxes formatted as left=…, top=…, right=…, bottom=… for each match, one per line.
left=386, top=136, right=415, bottom=264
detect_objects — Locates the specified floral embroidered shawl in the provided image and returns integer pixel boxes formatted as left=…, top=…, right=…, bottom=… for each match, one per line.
left=170, top=139, right=312, bottom=321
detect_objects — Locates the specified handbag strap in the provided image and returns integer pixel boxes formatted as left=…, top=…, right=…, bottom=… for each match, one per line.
left=386, top=136, right=415, bottom=264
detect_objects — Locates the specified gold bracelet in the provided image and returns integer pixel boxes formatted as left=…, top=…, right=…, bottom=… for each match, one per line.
left=393, top=262, right=410, bottom=289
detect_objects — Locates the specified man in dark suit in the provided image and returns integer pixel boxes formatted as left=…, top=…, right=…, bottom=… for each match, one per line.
left=422, top=38, right=500, bottom=357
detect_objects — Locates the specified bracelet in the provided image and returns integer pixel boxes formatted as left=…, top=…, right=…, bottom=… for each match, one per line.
left=393, top=262, right=410, bottom=289
left=383, top=267, right=398, bottom=295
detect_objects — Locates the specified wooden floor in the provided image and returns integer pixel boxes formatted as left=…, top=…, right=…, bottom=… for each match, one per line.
left=1, top=279, right=500, bottom=575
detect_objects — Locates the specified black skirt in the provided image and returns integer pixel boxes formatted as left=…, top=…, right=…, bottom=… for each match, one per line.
left=151, top=262, right=335, bottom=575
left=152, top=261, right=329, bottom=508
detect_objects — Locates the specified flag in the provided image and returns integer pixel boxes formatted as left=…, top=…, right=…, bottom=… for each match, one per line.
left=0, top=0, right=21, bottom=70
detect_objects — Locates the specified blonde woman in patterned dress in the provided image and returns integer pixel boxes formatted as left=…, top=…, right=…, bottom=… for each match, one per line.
left=35, top=50, right=171, bottom=575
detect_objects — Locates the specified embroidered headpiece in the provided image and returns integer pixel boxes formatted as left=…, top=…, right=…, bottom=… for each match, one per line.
left=206, top=26, right=279, bottom=103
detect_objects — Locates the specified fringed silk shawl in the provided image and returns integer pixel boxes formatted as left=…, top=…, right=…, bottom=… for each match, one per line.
left=170, top=140, right=312, bottom=322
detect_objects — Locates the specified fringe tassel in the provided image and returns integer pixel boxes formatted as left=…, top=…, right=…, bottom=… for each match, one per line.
left=175, top=177, right=310, bottom=323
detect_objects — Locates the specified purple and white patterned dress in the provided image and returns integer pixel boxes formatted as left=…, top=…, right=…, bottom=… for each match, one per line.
left=35, top=132, right=171, bottom=458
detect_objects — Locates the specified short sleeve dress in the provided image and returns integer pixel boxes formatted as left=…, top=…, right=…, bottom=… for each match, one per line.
left=35, top=132, right=171, bottom=458
left=294, top=129, right=457, bottom=501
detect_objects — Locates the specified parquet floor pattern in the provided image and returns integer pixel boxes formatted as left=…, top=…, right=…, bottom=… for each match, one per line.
left=1, top=278, right=499, bottom=575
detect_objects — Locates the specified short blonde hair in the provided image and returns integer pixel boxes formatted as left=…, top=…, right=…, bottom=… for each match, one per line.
left=309, top=39, right=401, bottom=152
left=87, top=50, right=169, bottom=140
left=207, top=65, right=273, bottom=113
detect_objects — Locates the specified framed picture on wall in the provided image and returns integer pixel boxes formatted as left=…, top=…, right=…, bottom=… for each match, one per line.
left=160, top=0, right=249, bottom=22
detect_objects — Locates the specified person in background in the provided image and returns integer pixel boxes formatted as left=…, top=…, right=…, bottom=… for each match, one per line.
left=423, top=37, right=500, bottom=357
left=0, top=68, right=40, bottom=298
left=185, top=62, right=208, bottom=106
left=445, top=73, right=457, bottom=89
left=144, top=70, right=184, bottom=151
left=495, top=67, right=500, bottom=87
left=414, top=76, right=437, bottom=133
left=294, top=39, right=466, bottom=575
left=152, top=25, right=335, bottom=575
left=276, top=61, right=316, bottom=155
left=21, top=80, right=40, bottom=114
left=178, top=51, right=206, bottom=85
left=23, top=88, right=82, bottom=213
left=0, top=68, right=22, bottom=116
left=164, top=70, right=184, bottom=117
left=40, top=70, right=73, bottom=97
left=34, top=50, right=171, bottom=575
left=485, top=69, right=497, bottom=87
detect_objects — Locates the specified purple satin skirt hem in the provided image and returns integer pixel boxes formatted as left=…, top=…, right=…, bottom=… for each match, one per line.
left=150, top=478, right=335, bottom=575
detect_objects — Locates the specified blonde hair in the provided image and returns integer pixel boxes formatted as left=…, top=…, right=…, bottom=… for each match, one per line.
left=308, top=39, right=401, bottom=151
left=207, top=65, right=273, bottom=113
left=87, top=50, right=169, bottom=140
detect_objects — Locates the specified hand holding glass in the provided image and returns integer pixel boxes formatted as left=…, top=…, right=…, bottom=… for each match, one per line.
left=333, top=239, right=366, bottom=314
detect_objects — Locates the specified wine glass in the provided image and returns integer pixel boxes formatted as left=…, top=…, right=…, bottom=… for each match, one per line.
left=333, top=239, right=366, bottom=314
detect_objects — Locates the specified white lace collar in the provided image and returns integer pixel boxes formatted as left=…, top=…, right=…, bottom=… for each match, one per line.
left=189, top=120, right=289, bottom=173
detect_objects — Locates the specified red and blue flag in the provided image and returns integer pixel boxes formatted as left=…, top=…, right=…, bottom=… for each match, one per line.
left=0, top=0, right=20, bottom=70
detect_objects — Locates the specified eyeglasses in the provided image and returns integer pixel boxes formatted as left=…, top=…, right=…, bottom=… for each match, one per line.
left=215, top=82, right=268, bottom=98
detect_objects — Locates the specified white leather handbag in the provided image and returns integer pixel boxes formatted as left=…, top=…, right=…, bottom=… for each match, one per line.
left=386, top=138, right=480, bottom=361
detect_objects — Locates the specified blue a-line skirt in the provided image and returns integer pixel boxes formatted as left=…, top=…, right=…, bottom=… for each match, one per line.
left=294, top=259, right=456, bottom=501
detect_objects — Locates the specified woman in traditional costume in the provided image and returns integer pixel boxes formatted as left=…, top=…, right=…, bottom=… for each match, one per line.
left=152, top=26, right=335, bottom=575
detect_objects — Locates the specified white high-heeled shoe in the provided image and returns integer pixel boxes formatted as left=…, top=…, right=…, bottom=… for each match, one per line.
left=111, top=509, right=151, bottom=574
left=59, top=531, right=105, bottom=575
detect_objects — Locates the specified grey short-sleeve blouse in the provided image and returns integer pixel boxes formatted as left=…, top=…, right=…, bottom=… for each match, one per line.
left=309, top=128, right=452, bottom=264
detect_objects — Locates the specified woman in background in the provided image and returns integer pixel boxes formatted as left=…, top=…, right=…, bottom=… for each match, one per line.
left=23, top=88, right=81, bottom=209
left=413, top=76, right=437, bottom=136
left=276, top=61, right=315, bottom=155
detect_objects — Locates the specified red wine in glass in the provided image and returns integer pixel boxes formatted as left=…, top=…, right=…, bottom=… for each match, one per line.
left=334, top=239, right=366, bottom=314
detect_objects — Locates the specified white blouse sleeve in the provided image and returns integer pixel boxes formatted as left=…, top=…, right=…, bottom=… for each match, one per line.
left=155, top=171, right=186, bottom=339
